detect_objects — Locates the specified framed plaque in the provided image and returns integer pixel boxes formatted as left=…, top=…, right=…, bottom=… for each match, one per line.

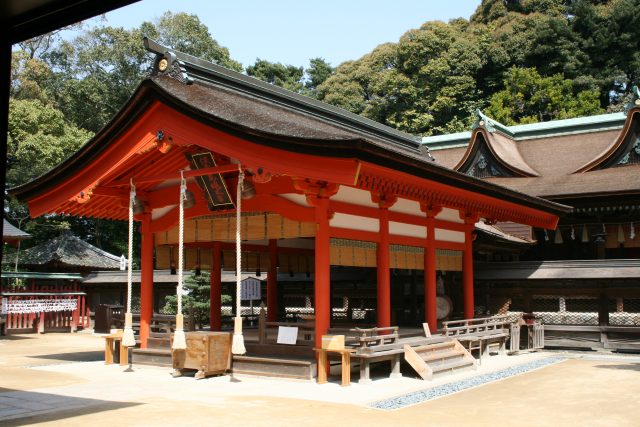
left=185, top=152, right=234, bottom=211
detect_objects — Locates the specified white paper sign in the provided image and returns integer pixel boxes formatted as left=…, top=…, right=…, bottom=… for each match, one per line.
left=276, top=326, right=298, bottom=345
left=1, top=298, right=7, bottom=315
left=241, top=278, right=261, bottom=300
left=2, top=298, right=77, bottom=314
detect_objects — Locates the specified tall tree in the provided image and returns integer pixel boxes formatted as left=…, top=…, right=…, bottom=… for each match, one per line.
left=485, top=67, right=603, bottom=124
left=246, top=59, right=304, bottom=92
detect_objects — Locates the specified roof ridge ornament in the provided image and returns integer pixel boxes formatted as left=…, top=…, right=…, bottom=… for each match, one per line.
left=472, top=109, right=514, bottom=137
left=145, top=37, right=193, bottom=85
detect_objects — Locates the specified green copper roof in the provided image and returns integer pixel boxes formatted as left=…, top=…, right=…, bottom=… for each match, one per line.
left=423, top=112, right=627, bottom=151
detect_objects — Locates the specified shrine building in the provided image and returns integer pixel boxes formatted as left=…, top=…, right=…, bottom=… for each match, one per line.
left=10, top=39, right=568, bottom=349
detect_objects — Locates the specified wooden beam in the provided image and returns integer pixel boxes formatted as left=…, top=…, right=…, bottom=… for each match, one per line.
left=109, top=164, right=240, bottom=187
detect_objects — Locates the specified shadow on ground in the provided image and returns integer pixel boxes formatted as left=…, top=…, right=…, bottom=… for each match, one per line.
left=593, top=363, right=640, bottom=371
left=0, top=335, right=35, bottom=341
left=29, top=351, right=104, bottom=362
left=0, top=389, right=141, bottom=426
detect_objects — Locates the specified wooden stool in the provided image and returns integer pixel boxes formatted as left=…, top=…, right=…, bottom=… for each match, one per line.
left=104, top=332, right=129, bottom=366
left=314, top=348, right=355, bottom=387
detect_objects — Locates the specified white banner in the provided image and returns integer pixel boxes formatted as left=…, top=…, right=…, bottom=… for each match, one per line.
left=1, top=298, right=77, bottom=314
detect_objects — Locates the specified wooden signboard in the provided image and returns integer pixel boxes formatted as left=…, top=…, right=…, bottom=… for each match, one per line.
left=185, top=152, right=234, bottom=211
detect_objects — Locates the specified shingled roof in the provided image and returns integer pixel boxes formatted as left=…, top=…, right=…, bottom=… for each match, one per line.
left=424, top=109, right=640, bottom=202
left=3, top=219, right=30, bottom=244
left=10, top=39, right=569, bottom=224
left=18, top=232, right=121, bottom=271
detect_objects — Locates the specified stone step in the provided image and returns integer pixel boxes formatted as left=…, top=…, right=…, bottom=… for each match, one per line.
left=232, top=355, right=316, bottom=380
left=132, top=348, right=172, bottom=367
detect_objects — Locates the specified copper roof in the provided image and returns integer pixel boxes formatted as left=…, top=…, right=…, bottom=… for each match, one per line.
left=425, top=110, right=640, bottom=200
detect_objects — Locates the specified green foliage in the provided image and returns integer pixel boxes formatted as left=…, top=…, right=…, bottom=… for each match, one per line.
left=485, top=67, right=603, bottom=124
left=162, top=271, right=232, bottom=328
left=246, top=59, right=304, bottom=92
left=7, top=98, right=92, bottom=187
left=149, top=12, right=242, bottom=71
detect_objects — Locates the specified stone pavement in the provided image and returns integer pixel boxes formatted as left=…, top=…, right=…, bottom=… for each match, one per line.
left=1, top=332, right=640, bottom=426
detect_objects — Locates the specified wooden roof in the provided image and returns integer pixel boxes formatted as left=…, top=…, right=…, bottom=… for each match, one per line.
left=18, top=232, right=121, bottom=270
left=10, top=40, right=568, bottom=232
left=426, top=109, right=640, bottom=201
left=3, top=219, right=30, bottom=242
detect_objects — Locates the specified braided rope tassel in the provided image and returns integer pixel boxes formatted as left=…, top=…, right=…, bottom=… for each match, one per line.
left=232, top=169, right=246, bottom=355
left=172, top=171, right=187, bottom=350
left=121, top=180, right=136, bottom=348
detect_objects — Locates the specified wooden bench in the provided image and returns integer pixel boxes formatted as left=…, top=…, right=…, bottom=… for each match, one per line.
left=104, top=331, right=129, bottom=366
left=441, top=315, right=516, bottom=363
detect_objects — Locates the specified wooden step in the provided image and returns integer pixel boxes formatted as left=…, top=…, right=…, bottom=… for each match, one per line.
left=232, top=355, right=316, bottom=380
left=132, top=348, right=172, bottom=367
left=404, top=339, right=476, bottom=381
left=430, top=358, right=475, bottom=376
left=420, top=349, right=466, bottom=363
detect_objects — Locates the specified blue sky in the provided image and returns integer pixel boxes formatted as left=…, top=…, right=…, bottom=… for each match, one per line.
left=75, top=0, right=482, bottom=68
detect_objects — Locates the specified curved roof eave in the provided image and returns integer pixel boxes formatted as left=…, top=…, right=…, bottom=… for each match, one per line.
left=10, top=59, right=571, bottom=219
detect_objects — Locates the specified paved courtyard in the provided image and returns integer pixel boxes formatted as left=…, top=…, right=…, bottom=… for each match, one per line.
left=1, top=332, right=639, bottom=426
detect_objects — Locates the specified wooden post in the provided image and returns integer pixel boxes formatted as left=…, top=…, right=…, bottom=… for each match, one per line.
left=377, top=207, right=390, bottom=328
left=424, top=214, right=437, bottom=332
left=463, top=220, right=475, bottom=320
left=267, top=239, right=278, bottom=322
left=314, top=197, right=331, bottom=350
left=210, top=241, right=222, bottom=331
left=140, top=213, right=154, bottom=348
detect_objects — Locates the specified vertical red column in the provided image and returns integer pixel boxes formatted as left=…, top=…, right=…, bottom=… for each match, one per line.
left=314, top=197, right=331, bottom=350
left=424, top=214, right=437, bottom=332
left=210, top=241, right=222, bottom=331
left=140, top=213, right=154, bottom=348
left=463, top=220, right=475, bottom=319
left=267, top=239, right=278, bottom=322
left=377, top=207, right=390, bottom=328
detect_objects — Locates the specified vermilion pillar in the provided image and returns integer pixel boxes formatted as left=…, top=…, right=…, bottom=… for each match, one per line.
left=314, top=197, right=331, bottom=349
left=210, top=241, right=222, bottom=331
left=424, top=214, right=437, bottom=332
left=140, top=213, right=154, bottom=348
left=463, top=221, right=475, bottom=319
left=376, top=207, right=390, bottom=328
left=267, top=239, right=278, bottom=322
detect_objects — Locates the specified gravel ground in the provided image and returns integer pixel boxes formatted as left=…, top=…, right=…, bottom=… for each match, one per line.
left=370, top=356, right=565, bottom=410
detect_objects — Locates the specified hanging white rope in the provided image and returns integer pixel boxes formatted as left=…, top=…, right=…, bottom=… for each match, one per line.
left=172, top=171, right=187, bottom=350
left=232, top=169, right=246, bottom=355
left=121, top=179, right=136, bottom=347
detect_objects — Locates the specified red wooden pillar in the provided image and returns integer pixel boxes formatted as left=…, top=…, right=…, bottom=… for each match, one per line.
left=210, top=241, right=222, bottom=331
left=376, top=207, right=390, bottom=328
left=140, top=213, right=154, bottom=348
left=463, top=219, right=476, bottom=319
left=314, top=197, right=331, bottom=349
left=267, top=239, right=278, bottom=322
left=424, top=213, right=438, bottom=332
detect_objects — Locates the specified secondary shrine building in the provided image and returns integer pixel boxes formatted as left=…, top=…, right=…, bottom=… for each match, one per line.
left=10, top=39, right=567, bottom=349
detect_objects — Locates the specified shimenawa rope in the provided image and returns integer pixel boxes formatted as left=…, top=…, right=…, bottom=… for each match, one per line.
left=171, top=171, right=187, bottom=350
left=232, top=169, right=246, bottom=355
left=121, top=179, right=136, bottom=347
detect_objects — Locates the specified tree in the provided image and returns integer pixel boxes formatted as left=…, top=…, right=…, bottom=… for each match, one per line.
left=246, top=59, right=304, bottom=92
left=7, top=98, right=92, bottom=188
left=303, top=58, right=335, bottom=97
left=162, top=271, right=232, bottom=329
left=485, top=67, right=603, bottom=124
left=149, top=12, right=242, bottom=71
